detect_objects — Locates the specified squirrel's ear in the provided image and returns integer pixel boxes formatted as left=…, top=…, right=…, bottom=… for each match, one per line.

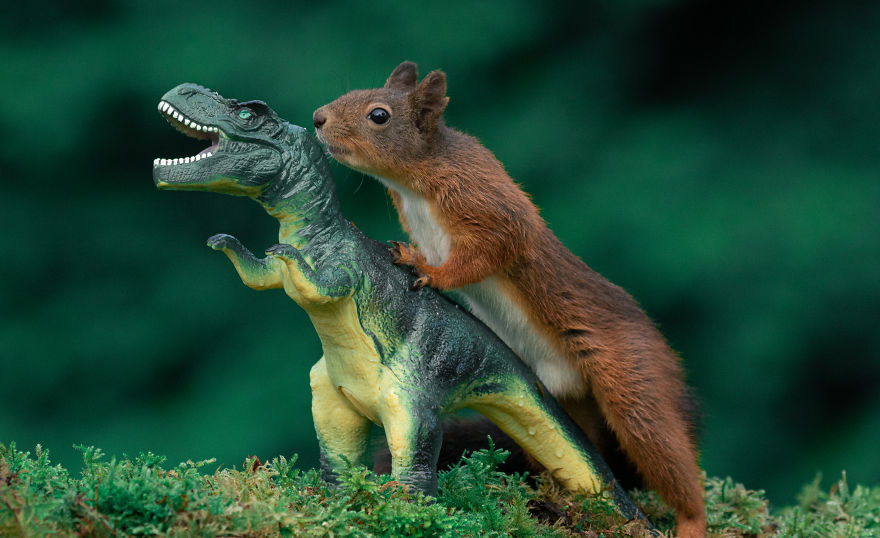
left=385, top=61, right=418, bottom=90
left=411, top=69, right=449, bottom=133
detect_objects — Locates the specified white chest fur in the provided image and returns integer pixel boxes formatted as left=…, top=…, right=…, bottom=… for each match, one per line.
left=461, top=278, right=587, bottom=398
left=372, top=176, right=450, bottom=266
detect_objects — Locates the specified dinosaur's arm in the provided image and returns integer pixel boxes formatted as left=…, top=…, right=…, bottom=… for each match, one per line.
left=265, top=244, right=357, bottom=304
left=207, top=234, right=284, bottom=290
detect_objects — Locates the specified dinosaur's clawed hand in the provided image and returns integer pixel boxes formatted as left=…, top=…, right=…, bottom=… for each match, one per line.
left=207, top=233, right=239, bottom=251
left=265, top=243, right=298, bottom=259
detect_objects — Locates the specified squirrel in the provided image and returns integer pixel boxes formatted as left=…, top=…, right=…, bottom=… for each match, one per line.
left=312, top=61, right=707, bottom=538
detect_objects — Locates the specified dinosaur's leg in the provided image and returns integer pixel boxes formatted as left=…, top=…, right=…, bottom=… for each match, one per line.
left=265, top=244, right=356, bottom=303
left=207, top=233, right=283, bottom=290
left=309, top=357, right=372, bottom=484
left=381, top=392, right=443, bottom=495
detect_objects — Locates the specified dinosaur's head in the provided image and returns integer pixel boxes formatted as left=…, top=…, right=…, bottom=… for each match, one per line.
left=153, top=83, right=287, bottom=196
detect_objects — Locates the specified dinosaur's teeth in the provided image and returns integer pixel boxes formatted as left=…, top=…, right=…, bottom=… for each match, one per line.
left=155, top=101, right=222, bottom=165
left=153, top=153, right=215, bottom=166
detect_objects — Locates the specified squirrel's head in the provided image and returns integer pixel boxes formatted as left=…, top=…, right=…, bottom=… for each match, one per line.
left=313, top=61, right=449, bottom=181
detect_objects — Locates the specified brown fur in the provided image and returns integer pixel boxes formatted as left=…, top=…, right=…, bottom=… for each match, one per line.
left=313, top=61, right=707, bottom=537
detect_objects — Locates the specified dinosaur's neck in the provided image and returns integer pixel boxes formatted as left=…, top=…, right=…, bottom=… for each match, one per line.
left=258, top=128, right=348, bottom=249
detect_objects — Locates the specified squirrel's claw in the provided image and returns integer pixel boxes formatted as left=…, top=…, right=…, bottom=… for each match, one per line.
left=411, top=275, right=431, bottom=290
left=387, top=240, right=425, bottom=267
left=387, top=240, right=405, bottom=264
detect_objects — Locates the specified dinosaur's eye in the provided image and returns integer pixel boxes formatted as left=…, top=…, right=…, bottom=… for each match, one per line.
left=238, top=109, right=253, bottom=120
left=367, top=107, right=390, bottom=125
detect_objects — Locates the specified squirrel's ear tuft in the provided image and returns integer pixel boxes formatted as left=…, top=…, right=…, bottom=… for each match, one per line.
left=411, top=69, right=449, bottom=133
left=385, top=61, right=418, bottom=90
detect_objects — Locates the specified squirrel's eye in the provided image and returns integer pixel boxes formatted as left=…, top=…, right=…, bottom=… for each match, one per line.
left=238, top=109, right=253, bottom=120
left=367, top=107, right=390, bottom=125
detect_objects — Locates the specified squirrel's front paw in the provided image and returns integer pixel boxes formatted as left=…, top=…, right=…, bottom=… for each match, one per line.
left=388, top=241, right=426, bottom=267
left=388, top=241, right=432, bottom=289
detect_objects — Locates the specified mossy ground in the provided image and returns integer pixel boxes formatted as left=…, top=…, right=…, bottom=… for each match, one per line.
left=1, top=442, right=877, bottom=537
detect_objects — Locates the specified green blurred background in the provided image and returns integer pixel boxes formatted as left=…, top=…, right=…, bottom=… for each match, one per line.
left=1, top=0, right=878, bottom=505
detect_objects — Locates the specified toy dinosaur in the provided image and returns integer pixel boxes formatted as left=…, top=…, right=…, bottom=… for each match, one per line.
left=152, top=83, right=645, bottom=522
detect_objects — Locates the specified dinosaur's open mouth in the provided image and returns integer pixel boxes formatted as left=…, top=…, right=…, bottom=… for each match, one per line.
left=153, top=100, right=221, bottom=167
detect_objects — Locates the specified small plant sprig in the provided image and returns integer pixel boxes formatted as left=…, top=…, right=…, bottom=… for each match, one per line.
left=777, top=472, right=880, bottom=537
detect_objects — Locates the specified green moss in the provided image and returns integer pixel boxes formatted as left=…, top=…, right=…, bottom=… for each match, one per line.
left=1, top=442, right=878, bottom=537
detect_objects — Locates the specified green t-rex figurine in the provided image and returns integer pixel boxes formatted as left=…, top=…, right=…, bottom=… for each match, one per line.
left=152, top=83, right=645, bottom=522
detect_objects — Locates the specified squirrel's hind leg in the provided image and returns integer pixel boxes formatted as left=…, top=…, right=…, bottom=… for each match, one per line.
left=580, top=345, right=707, bottom=537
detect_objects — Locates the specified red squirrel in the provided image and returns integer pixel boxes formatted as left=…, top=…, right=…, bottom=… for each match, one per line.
left=313, top=61, right=707, bottom=537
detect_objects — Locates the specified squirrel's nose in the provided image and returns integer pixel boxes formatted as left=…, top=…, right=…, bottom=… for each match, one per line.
left=313, top=110, right=327, bottom=129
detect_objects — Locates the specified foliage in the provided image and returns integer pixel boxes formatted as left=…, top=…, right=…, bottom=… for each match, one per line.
left=3, top=442, right=878, bottom=537
left=437, top=440, right=577, bottom=537
left=776, top=473, right=880, bottom=537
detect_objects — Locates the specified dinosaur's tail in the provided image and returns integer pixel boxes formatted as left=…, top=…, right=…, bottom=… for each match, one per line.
left=462, top=376, right=648, bottom=523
